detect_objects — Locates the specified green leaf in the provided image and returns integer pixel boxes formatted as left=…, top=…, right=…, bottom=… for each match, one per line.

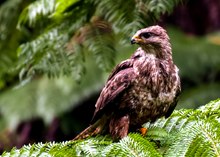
left=17, top=0, right=56, bottom=28
left=2, top=99, right=220, bottom=157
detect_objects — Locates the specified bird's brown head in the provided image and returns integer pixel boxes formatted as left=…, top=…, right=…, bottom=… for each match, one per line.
left=131, top=25, right=172, bottom=59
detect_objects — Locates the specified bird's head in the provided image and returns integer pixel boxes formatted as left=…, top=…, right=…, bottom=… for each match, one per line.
left=131, top=25, right=171, bottom=59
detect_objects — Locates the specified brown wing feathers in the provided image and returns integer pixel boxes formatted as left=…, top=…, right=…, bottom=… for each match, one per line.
left=92, top=63, right=135, bottom=122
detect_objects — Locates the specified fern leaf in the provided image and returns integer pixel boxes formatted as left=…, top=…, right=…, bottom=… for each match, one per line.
left=164, top=119, right=220, bottom=157
left=148, top=99, right=220, bottom=157
left=51, top=136, right=112, bottom=157
left=2, top=99, right=220, bottom=157
left=102, top=133, right=161, bottom=157
left=53, top=0, right=80, bottom=18
left=197, top=120, right=220, bottom=156
left=145, top=127, right=169, bottom=142
left=199, top=98, right=220, bottom=116
left=86, top=34, right=116, bottom=71
left=164, top=123, right=200, bottom=157
left=148, top=0, right=179, bottom=17
left=17, top=0, right=56, bottom=28
left=15, top=0, right=182, bottom=80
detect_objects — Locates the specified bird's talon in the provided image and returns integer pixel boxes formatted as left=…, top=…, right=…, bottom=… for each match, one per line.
left=139, top=127, right=148, bottom=136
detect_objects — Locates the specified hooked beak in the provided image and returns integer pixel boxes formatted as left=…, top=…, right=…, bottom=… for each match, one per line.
left=130, top=35, right=143, bottom=44
left=130, top=38, right=136, bottom=44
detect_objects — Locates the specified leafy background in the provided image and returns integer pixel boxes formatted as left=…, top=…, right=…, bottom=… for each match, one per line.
left=0, top=0, right=220, bottom=155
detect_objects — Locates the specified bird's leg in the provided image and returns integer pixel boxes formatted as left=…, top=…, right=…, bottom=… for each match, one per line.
left=109, top=114, right=130, bottom=140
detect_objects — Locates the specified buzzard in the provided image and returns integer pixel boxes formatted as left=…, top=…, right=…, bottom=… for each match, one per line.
left=74, top=25, right=181, bottom=140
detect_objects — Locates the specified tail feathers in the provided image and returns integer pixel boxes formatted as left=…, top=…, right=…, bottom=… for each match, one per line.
left=73, top=116, right=108, bottom=140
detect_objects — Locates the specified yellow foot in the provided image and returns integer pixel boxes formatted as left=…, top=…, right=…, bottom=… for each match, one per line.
left=139, top=127, right=148, bottom=136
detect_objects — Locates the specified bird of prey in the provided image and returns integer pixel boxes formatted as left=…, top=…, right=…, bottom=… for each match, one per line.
left=74, top=25, right=181, bottom=140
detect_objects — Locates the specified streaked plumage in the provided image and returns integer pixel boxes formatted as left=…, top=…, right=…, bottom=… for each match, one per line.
left=74, top=25, right=181, bottom=140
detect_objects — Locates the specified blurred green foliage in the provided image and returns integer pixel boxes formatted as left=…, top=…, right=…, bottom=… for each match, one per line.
left=169, top=28, right=220, bottom=108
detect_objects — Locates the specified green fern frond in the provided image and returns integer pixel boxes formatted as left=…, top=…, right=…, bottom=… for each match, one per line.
left=148, top=99, right=220, bottom=156
left=86, top=34, right=116, bottom=71
left=17, top=0, right=56, bottom=28
left=1, top=137, right=112, bottom=157
left=53, top=136, right=112, bottom=157
left=146, top=111, right=191, bottom=133
left=102, top=133, right=162, bottom=157
left=0, top=0, right=24, bottom=89
left=2, top=99, right=220, bottom=157
left=17, top=24, right=73, bottom=79
left=145, top=127, right=169, bottom=141
left=53, top=0, right=80, bottom=18
left=94, top=0, right=181, bottom=36
left=199, top=98, right=220, bottom=117
left=164, top=119, right=220, bottom=157
left=2, top=142, right=54, bottom=157
left=197, top=120, right=220, bottom=156
left=16, top=0, right=182, bottom=80
left=164, top=124, right=203, bottom=157
left=148, top=0, right=180, bottom=18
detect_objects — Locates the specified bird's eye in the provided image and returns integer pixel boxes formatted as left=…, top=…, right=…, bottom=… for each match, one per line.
left=141, top=32, right=153, bottom=39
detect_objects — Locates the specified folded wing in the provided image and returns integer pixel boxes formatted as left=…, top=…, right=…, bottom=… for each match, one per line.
left=92, top=59, right=135, bottom=122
